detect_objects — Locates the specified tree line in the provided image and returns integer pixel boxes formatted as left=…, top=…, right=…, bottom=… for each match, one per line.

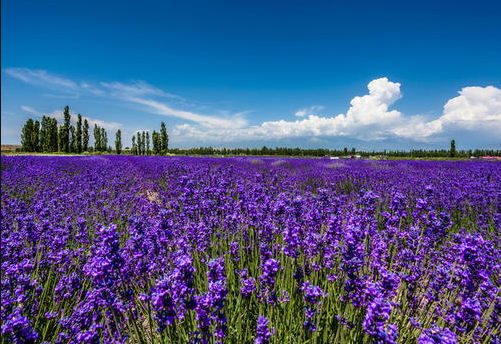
left=130, top=122, right=169, bottom=155
left=19, top=106, right=169, bottom=155
left=168, top=144, right=500, bottom=158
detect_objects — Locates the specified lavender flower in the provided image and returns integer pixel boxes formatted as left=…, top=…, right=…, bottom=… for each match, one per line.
left=255, top=316, right=273, bottom=344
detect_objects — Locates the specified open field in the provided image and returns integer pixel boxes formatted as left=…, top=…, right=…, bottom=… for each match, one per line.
left=1, top=156, right=500, bottom=343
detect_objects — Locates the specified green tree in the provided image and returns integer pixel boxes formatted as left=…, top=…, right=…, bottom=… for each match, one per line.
left=160, top=121, right=168, bottom=153
left=40, top=116, right=49, bottom=152
left=450, top=139, right=456, bottom=158
left=94, top=124, right=101, bottom=152
left=132, top=136, right=137, bottom=155
left=76, top=114, right=82, bottom=153
left=115, top=129, right=122, bottom=154
left=136, top=131, right=143, bottom=155
left=63, top=105, right=71, bottom=152
left=32, top=120, right=41, bottom=152
left=100, top=128, right=107, bottom=152
left=146, top=131, right=150, bottom=155
left=50, top=118, right=59, bottom=152
left=141, top=131, right=146, bottom=155
left=58, top=125, right=65, bottom=152
left=152, top=130, right=159, bottom=154
left=69, top=125, right=76, bottom=153
left=21, top=118, right=34, bottom=152
left=83, top=119, right=89, bottom=152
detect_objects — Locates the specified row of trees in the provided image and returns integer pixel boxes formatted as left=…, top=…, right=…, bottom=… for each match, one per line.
left=168, top=144, right=500, bottom=158
left=130, top=122, right=169, bottom=155
left=20, top=106, right=169, bottom=155
left=93, top=124, right=109, bottom=152
left=21, top=106, right=91, bottom=153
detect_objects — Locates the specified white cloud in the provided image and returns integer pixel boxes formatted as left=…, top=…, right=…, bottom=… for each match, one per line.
left=21, top=105, right=39, bottom=116
left=4, top=67, right=245, bottom=129
left=172, top=79, right=501, bottom=144
left=390, top=85, right=501, bottom=140
left=244, top=77, right=405, bottom=141
left=41, top=93, right=80, bottom=99
left=295, top=105, right=325, bottom=117
left=100, top=80, right=177, bottom=98
left=126, top=97, right=247, bottom=129
left=20, top=106, right=122, bottom=130
left=4, top=68, right=78, bottom=90
left=440, top=86, right=501, bottom=130
left=100, top=81, right=245, bottom=128
left=7, top=68, right=501, bottom=144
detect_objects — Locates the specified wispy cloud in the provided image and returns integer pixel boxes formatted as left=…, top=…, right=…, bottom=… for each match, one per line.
left=4, top=68, right=78, bottom=90
left=19, top=105, right=122, bottom=130
left=20, top=105, right=39, bottom=116
left=125, top=97, right=247, bottom=128
left=99, top=80, right=245, bottom=128
left=5, top=67, right=247, bottom=128
left=295, top=105, right=325, bottom=117
left=41, top=93, right=80, bottom=99
left=100, top=80, right=182, bottom=99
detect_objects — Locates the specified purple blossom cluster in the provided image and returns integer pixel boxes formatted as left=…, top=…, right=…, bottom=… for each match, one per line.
left=1, top=155, right=500, bottom=343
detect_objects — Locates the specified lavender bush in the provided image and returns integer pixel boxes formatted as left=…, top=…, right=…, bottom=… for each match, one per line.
left=1, top=156, right=500, bottom=343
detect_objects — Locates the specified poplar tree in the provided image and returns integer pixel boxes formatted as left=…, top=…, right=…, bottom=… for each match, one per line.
left=40, top=116, right=52, bottom=152
left=160, top=121, right=168, bottom=153
left=94, top=124, right=101, bottom=152
left=141, top=131, right=146, bottom=155
left=450, top=139, right=456, bottom=158
left=40, top=116, right=47, bottom=152
left=115, top=129, right=122, bottom=154
left=76, top=114, right=82, bottom=153
left=21, top=119, right=34, bottom=152
left=70, top=125, right=76, bottom=153
left=31, top=120, right=40, bottom=152
left=146, top=131, right=150, bottom=155
left=137, top=132, right=142, bottom=155
left=63, top=105, right=71, bottom=153
left=152, top=130, right=159, bottom=154
left=58, top=125, right=65, bottom=152
left=132, top=136, right=137, bottom=155
left=83, top=119, right=89, bottom=152
left=50, top=118, right=58, bottom=152
left=101, top=128, right=107, bottom=152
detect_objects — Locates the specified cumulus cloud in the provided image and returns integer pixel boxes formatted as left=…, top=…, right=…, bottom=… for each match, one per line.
left=440, top=86, right=501, bottom=130
left=247, top=77, right=406, bottom=141
left=391, top=85, right=501, bottom=140
left=173, top=77, right=405, bottom=142
left=172, top=79, right=501, bottom=144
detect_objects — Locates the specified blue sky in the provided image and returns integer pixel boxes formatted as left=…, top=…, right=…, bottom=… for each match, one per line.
left=2, top=0, right=500, bottom=149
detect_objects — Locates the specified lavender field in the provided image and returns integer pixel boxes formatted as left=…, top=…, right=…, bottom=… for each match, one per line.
left=1, top=156, right=500, bottom=343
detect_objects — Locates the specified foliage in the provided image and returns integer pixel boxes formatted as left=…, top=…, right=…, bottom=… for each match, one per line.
left=115, top=129, right=122, bottom=155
